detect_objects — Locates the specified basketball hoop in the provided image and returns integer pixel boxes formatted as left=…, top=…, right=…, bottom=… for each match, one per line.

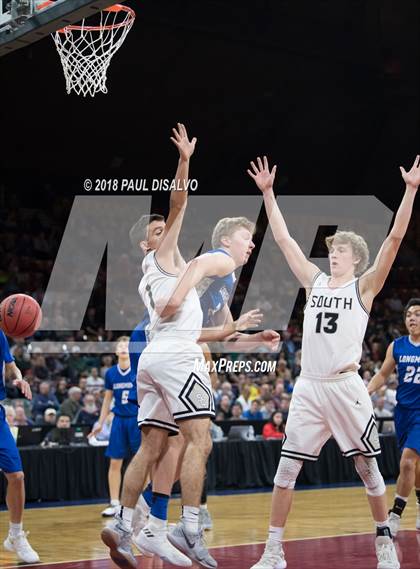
left=49, top=4, right=135, bottom=97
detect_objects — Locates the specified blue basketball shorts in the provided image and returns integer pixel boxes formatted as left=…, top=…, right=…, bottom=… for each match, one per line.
left=105, top=415, right=141, bottom=459
left=0, top=405, right=23, bottom=473
left=394, top=405, right=420, bottom=456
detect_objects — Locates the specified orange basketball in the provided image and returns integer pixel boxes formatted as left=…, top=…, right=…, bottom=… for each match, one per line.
left=0, top=294, right=42, bottom=338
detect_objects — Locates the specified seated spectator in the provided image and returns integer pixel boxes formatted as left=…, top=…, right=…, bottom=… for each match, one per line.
left=86, top=367, right=104, bottom=391
left=42, top=408, right=57, bottom=426
left=279, top=394, right=291, bottom=422
left=41, top=414, right=71, bottom=446
left=78, top=373, right=89, bottom=395
left=230, top=401, right=244, bottom=420
left=243, top=399, right=263, bottom=420
left=31, top=381, right=60, bottom=422
left=55, top=378, right=68, bottom=404
left=217, top=395, right=232, bottom=420
left=4, top=406, right=18, bottom=441
left=215, top=381, right=234, bottom=407
left=60, top=386, right=82, bottom=421
left=74, top=393, right=99, bottom=426
left=261, top=398, right=276, bottom=420
left=236, top=384, right=251, bottom=413
left=373, top=397, right=395, bottom=434
left=32, top=354, right=51, bottom=381
left=263, top=411, right=285, bottom=440
left=15, top=406, right=34, bottom=426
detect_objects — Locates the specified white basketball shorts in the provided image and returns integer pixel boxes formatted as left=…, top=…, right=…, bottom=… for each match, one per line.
left=137, top=337, right=215, bottom=435
left=281, top=371, right=381, bottom=461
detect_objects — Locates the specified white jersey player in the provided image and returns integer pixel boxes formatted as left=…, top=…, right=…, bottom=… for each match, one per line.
left=247, top=155, right=420, bottom=569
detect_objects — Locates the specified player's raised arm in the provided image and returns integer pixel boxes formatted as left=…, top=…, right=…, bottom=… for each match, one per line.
left=247, top=156, right=319, bottom=289
left=367, top=343, right=396, bottom=395
left=156, top=123, right=197, bottom=270
left=360, top=156, right=420, bottom=305
left=158, top=252, right=236, bottom=317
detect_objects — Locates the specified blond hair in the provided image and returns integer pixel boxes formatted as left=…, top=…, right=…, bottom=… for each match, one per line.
left=211, top=217, right=255, bottom=249
left=325, top=231, right=369, bottom=275
left=116, top=336, right=130, bottom=344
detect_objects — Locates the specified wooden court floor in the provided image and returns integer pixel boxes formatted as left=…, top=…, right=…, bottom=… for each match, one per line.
left=1, top=484, right=419, bottom=569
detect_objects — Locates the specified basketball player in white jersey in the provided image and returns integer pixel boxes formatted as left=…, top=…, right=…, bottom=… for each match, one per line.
left=246, top=155, right=420, bottom=569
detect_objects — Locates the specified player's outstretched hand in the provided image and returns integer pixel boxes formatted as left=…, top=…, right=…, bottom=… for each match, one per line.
left=260, top=329, right=281, bottom=351
left=247, top=155, right=277, bottom=193
left=171, top=122, right=197, bottom=162
left=88, top=422, right=103, bottom=439
left=235, top=309, right=263, bottom=331
left=400, top=155, right=420, bottom=190
left=13, top=378, right=32, bottom=400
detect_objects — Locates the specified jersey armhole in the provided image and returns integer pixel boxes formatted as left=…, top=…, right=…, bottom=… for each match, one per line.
left=355, top=279, right=370, bottom=317
left=303, top=270, right=323, bottom=308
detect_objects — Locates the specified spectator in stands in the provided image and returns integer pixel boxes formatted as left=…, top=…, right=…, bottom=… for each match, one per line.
left=215, top=381, right=234, bottom=407
left=230, top=402, right=244, bottom=420
left=31, top=355, right=50, bottom=381
left=55, top=378, right=68, bottom=404
left=236, top=384, right=252, bottom=413
left=15, top=406, right=34, bottom=426
left=31, top=381, right=60, bottom=422
left=60, top=386, right=82, bottom=421
left=262, top=411, right=285, bottom=440
left=272, top=381, right=285, bottom=409
left=42, top=408, right=57, bottom=426
left=4, top=405, right=16, bottom=428
left=279, top=394, right=291, bottom=422
left=74, top=393, right=99, bottom=426
left=243, top=399, right=263, bottom=420
left=373, top=397, right=395, bottom=434
left=259, top=383, right=273, bottom=403
left=261, top=398, right=276, bottom=420
left=41, top=414, right=71, bottom=446
left=78, top=373, right=89, bottom=396
left=86, top=367, right=105, bottom=391
left=100, top=355, right=114, bottom=379
left=217, top=394, right=232, bottom=420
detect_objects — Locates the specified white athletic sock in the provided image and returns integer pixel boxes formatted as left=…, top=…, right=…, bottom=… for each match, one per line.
left=200, top=504, right=208, bottom=510
left=137, top=494, right=151, bottom=514
left=120, top=506, right=134, bottom=531
left=182, top=505, right=200, bottom=533
left=148, top=514, right=167, bottom=530
left=110, top=499, right=120, bottom=507
left=268, top=526, right=284, bottom=543
left=375, top=519, right=389, bottom=528
left=9, top=522, right=23, bottom=537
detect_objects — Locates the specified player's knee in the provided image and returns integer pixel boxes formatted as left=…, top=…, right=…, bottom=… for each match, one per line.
left=5, top=471, right=24, bottom=484
left=353, top=455, right=385, bottom=496
left=273, top=457, right=303, bottom=489
left=400, top=456, right=417, bottom=475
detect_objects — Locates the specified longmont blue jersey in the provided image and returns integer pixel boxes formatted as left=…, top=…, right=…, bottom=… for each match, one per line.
left=105, top=364, right=138, bottom=417
left=0, top=331, right=14, bottom=401
left=393, top=336, right=420, bottom=409
left=197, top=249, right=236, bottom=327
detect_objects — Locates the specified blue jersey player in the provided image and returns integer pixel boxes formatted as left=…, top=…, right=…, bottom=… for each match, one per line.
left=0, top=330, right=39, bottom=563
left=368, top=298, right=420, bottom=536
left=90, top=336, right=142, bottom=517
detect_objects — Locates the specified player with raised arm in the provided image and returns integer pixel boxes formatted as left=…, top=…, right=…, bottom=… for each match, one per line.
left=367, top=298, right=420, bottom=536
left=130, top=217, right=279, bottom=549
left=246, top=155, right=420, bottom=569
left=1, top=330, right=39, bottom=564
left=89, top=336, right=140, bottom=517
left=101, top=122, right=215, bottom=569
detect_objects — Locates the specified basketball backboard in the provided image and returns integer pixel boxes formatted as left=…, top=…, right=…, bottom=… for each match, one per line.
left=0, top=0, right=123, bottom=56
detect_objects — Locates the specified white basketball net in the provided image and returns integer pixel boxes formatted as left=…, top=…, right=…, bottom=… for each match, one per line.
left=51, top=5, right=135, bottom=97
